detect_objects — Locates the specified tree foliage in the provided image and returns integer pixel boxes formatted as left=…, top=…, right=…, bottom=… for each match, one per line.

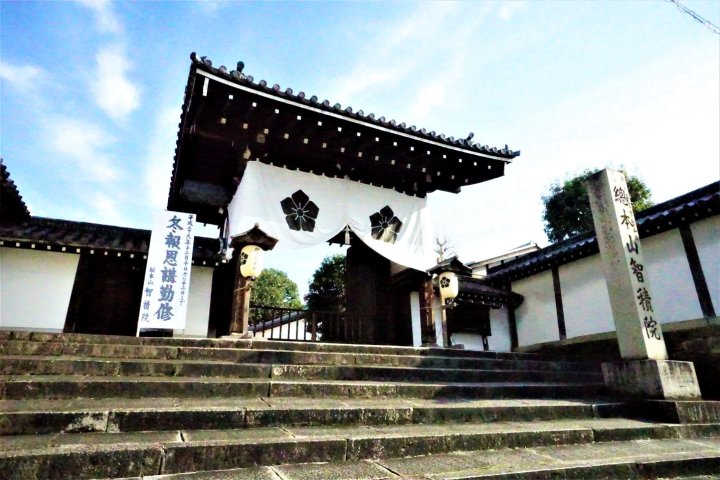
left=305, top=254, right=346, bottom=312
left=250, top=268, right=303, bottom=311
left=542, top=169, right=653, bottom=243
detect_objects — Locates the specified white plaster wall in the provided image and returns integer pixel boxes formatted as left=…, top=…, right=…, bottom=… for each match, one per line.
left=642, top=229, right=702, bottom=323
left=410, top=291, right=422, bottom=347
left=489, top=306, right=512, bottom=352
left=512, top=271, right=558, bottom=347
left=691, top=216, right=720, bottom=313
left=432, top=297, right=444, bottom=347
left=174, top=266, right=213, bottom=337
left=559, top=255, right=614, bottom=338
left=0, top=248, right=79, bottom=331
left=471, top=265, right=488, bottom=278
left=451, top=332, right=485, bottom=351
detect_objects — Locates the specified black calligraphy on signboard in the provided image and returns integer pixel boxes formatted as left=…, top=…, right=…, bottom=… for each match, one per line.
left=613, top=186, right=631, bottom=207
left=643, top=316, right=662, bottom=340
left=141, top=267, right=155, bottom=323
left=153, top=215, right=182, bottom=322
left=613, top=178, right=662, bottom=343
left=179, top=214, right=194, bottom=305
left=636, top=287, right=653, bottom=312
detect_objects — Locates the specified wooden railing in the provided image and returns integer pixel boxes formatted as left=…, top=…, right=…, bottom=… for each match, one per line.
left=249, top=306, right=372, bottom=343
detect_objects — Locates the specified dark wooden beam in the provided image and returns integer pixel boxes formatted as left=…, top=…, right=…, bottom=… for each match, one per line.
left=551, top=266, right=567, bottom=340
left=680, top=224, right=716, bottom=317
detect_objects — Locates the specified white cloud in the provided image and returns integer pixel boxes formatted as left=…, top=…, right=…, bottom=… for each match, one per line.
left=91, top=44, right=141, bottom=122
left=327, top=2, right=468, bottom=103
left=195, top=0, right=228, bottom=15
left=498, top=2, right=526, bottom=21
left=90, top=191, right=127, bottom=225
left=42, top=116, right=121, bottom=182
left=435, top=44, right=720, bottom=263
left=144, top=106, right=182, bottom=211
left=74, top=0, right=123, bottom=34
left=0, top=60, right=45, bottom=93
left=324, top=2, right=504, bottom=133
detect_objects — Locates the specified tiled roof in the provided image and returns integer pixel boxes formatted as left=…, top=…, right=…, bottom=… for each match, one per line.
left=0, top=217, right=222, bottom=265
left=457, top=276, right=524, bottom=308
left=168, top=53, right=521, bottom=223
left=0, top=158, right=30, bottom=221
left=187, top=53, right=520, bottom=159
left=485, top=180, right=720, bottom=284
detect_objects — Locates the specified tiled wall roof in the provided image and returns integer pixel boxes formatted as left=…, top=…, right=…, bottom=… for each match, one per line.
left=0, top=158, right=30, bottom=221
left=485, top=181, right=720, bottom=284
left=0, top=216, right=221, bottom=265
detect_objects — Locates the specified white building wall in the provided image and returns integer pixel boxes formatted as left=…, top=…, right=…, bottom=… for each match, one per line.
left=432, top=297, right=444, bottom=347
left=450, top=332, right=484, bottom=350
left=642, top=229, right=702, bottom=323
left=0, top=248, right=79, bottom=331
left=691, top=216, right=720, bottom=313
left=449, top=307, right=511, bottom=352
left=489, top=306, right=512, bottom=352
left=559, top=255, right=614, bottom=338
left=174, top=265, right=214, bottom=337
left=505, top=219, right=717, bottom=350
left=512, top=271, right=558, bottom=347
left=410, top=292, right=422, bottom=347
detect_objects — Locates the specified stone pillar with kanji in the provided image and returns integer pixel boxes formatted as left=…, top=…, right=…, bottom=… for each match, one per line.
left=587, top=169, right=701, bottom=399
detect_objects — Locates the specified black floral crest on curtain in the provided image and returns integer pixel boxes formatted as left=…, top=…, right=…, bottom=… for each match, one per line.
left=369, top=205, right=402, bottom=244
left=280, top=190, right=319, bottom=232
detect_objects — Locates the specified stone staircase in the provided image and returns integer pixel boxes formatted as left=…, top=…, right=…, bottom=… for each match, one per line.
left=1, top=331, right=718, bottom=479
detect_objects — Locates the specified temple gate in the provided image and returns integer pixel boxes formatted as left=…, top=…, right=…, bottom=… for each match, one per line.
left=168, top=53, right=522, bottom=345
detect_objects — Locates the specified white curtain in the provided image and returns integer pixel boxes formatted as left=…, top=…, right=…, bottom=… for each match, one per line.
left=227, top=161, right=435, bottom=271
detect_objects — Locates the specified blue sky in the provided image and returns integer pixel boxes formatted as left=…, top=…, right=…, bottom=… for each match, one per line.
left=2, top=0, right=718, bottom=297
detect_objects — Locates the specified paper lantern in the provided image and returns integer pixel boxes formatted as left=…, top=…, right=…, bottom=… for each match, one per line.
left=438, top=271, right=459, bottom=300
left=239, top=245, right=264, bottom=278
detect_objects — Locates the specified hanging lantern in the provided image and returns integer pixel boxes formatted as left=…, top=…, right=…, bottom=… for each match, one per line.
left=239, top=245, right=264, bottom=278
left=438, top=271, right=459, bottom=301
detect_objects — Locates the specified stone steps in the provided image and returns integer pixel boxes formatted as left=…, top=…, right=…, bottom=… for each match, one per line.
left=133, top=437, right=720, bottom=480
left=0, top=375, right=606, bottom=400
left=0, top=355, right=601, bottom=384
left=2, top=330, right=718, bottom=479
left=1, top=419, right=718, bottom=479
left=0, top=331, right=549, bottom=360
left=0, top=397, right=606, bottom=435
left=0, top=340, right=599, bottom=372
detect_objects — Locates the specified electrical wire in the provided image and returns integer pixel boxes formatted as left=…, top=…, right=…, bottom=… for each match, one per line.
left=666, top=0, right=720, bottom=34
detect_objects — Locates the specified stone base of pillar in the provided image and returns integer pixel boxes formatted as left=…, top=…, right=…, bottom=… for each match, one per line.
left=602, top=360, right=702, bottom=400
left=596, top=399, right=720, bottom=424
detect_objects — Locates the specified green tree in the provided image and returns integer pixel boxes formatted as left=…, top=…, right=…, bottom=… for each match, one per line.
left=250, top=268, right=303, bottom=313
left=305, top=254, right=346, bottom=312
left=542, top=168, right=653, bottom=243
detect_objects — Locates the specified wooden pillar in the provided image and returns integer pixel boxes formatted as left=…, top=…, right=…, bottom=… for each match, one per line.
left=419, top=277, right=437, bottom=345
left=229, top=253, right=252, bottom=336
left=225, top=225, right=278, bottom=338
left=440, top=300, right=450, bottom=348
